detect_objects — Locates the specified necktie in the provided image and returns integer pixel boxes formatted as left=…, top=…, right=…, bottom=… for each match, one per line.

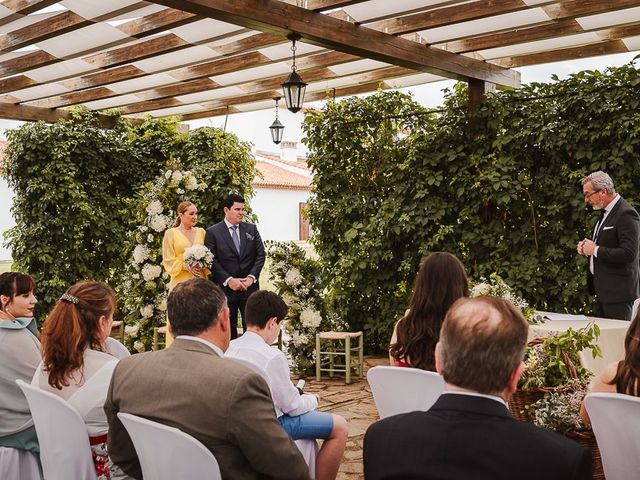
left=231, top=225, right=240, bottom=253
left=592, top=210, right=605, bottom=240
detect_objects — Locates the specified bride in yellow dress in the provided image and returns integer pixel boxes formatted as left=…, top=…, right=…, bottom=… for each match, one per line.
left=161, top=201, right=209, bottom=346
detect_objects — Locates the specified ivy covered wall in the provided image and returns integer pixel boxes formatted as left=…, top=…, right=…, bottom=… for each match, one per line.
left=303, top=65, right=640, bottom=351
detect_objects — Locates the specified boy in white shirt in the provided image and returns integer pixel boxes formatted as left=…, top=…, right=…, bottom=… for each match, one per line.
left=226, top=290, right=348, bottom=480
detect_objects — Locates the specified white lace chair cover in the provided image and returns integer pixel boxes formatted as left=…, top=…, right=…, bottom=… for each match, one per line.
left=367, top=365, right=445, bottom=419
left=16, top=379, right=97, bottom=480
left=0, top=447, right=41, bottom=480
left=585, top=392, right=640, bottom=480
left=105, top=337, right=130, bottom=359
left=229, top=356, right=319, bottom=478
left=117, top=413, right=221, bottom=480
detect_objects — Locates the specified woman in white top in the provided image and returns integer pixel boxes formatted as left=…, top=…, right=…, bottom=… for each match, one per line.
left=32, top=280, right=128, bottom=480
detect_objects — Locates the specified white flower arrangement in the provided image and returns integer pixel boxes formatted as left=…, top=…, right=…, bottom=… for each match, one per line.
left=266, top=241, right=339, bottom=375
left=471, top=273, right=541, bottom=324
left=133, top=244, right=149, bottom=264
left=121, top=164, right=206, bottom=352
left=183, top=244, right=214, bottom=270
left=141, top=263, right=162, bottom=281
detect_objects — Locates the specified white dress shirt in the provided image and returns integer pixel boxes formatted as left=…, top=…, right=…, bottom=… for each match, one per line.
left=226, top=331, right=317, bottom=417
left=590, top=193, right=621, bottom=273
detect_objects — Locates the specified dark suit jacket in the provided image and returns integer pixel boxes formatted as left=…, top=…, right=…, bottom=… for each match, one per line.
left=205, top=221, right=265, bottom=299
left=363, top=393, right=591, bottom=480
left=587, top=196, right=640, bottom=303
left=105, top=339, right=309, bottom=480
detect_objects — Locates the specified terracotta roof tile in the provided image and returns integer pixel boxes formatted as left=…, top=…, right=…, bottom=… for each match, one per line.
left=253, top=160, right=311, bottom=191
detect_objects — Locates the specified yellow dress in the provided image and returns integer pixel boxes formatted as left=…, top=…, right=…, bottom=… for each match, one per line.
left=161, top=227, right=209, bottom=346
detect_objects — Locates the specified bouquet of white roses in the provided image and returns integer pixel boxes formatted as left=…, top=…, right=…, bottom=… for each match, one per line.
left=183, top=244, right=214, bottom=270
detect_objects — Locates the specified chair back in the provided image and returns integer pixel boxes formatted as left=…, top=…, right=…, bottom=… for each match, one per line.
left=631, top=297, right=640, bottom=322
left=117, top=412, right=221, bottom=480
left=15, top=379, right=97, bottom=480
left=0, top=447, right=41, bottom=480
left=585, top=392, right=640, bottom=480
left=105, top=337, right=130, bottom=359
left=367, top=366, right=444, bottom=419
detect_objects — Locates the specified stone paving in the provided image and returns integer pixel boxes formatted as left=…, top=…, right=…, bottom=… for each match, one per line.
left=303, top=356, right=388, bottom=480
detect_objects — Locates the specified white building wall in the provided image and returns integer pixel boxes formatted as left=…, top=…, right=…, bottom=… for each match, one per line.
left=250, top=187, right=310, bottom=241
left=0, top=177, right=15, bottom=260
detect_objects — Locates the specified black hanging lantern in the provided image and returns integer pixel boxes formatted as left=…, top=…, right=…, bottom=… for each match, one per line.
left=269, top=97, right=285, bottom=144
left=281, top=33, right=307, bottom=113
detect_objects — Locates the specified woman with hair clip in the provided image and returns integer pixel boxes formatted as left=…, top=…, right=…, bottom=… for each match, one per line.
left=162, top=201, right=208, bottom=346
left=389, top=252, right=469, bottom=371
left=32, top=280, right=130, bottom=479
left=0, top=272, right=41, bottom=454
left=580, top=307, right=640, bottom=424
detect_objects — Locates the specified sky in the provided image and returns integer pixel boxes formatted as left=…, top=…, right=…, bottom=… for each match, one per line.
left=0, top=51, right=638, bottom=260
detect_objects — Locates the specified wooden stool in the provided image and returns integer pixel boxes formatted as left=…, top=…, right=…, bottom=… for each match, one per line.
left=315, top=331, right=363, bottom=384
left=153, top=326, right=167, bottom=351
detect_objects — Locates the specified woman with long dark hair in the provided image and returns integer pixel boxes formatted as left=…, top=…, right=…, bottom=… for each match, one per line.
left=0, top=272, right=40, bottom=453
left=389, top=252, right=468, bottom=371
left=32, top=280, right=129, bottom=479
left=580, top=308, right=640, bottom=423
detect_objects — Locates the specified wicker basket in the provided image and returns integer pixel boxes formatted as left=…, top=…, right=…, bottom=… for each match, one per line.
left=566, top=431, right=605, bottom=480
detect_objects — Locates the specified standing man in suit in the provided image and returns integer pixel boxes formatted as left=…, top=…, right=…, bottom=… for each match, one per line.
left=205, top=193, right=265, bottom=338
left=105, top=278, right=309, bottom=480
left=577, top=171, right=640, bottom=320
left=363, top=296, right=592, bottom=480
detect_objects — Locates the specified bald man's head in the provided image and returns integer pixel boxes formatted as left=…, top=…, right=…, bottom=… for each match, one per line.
left=437, top=296, right=528, bottom=395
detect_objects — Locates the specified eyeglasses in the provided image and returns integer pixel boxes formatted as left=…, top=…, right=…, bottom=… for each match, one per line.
left=584, top=189, right=601, bottom=199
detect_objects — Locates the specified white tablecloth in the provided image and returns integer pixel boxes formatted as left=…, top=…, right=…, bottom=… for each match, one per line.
left=530, top=313, right=630, bottom=377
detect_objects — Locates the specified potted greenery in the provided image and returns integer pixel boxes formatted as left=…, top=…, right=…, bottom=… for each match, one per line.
left=510, top=323, right=604, bottom=479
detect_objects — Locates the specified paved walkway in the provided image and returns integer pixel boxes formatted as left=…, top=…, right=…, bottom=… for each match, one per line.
left=304, top=356, right=387, bottom=480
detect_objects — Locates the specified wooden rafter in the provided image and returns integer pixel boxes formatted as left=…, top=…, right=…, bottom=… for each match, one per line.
left=146, top=0, right=520, bottom=87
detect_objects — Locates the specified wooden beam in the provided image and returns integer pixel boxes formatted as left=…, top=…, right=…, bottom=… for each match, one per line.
left=173, top=105, right=240, bottom=122
left=147, top=0, right=520, bottom=87
left=492, top=40, right=630, bottom=68
left=0, top=0, right=60, bottom=27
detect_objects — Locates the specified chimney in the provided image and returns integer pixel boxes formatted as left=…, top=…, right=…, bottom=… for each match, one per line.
left=280, top=140, right=298, bottom=163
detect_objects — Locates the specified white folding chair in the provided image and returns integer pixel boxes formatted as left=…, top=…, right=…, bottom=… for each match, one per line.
left=0, top=447, right=41, bottom=480
left=117, top=412, right=221, bottom=480
left=105, top=337, right=130, bottom=359
left=228, top=356, right=320, bottom=479
left=15, top=379, right=97, bottom=480
left=585, top=392, right=640, bottom=480
left=367, top=365, right=444, bottom=419
left=631, top=297, right=640, bottom=322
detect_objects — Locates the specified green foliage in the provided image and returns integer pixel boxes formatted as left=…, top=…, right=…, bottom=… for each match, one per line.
left=3, top=113, right=256, bottom=333
left=266, top=241, right=340, bottom=375
left=519, top=323, right=601, bottom=390
left=302, top=65, right=640, bottom=352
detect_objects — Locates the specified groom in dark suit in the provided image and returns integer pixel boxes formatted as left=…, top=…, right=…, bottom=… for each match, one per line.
left=578, top=171, right=640, bottom=320
left=205, top=194, right=265, bottom=338
left=363, top=296, right=592, bottom=480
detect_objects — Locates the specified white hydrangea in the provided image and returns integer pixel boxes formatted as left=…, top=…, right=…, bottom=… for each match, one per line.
left=134, top=341, right=146, bottom=353
left=170, top=171, right=183, bottom=185
left=300, top=308, right=322, bottom=329
left=165, top=170, right=172, bottom=179
left=133, top=244, right=149, bottom=264
left=141, top=263, right=162, bottom=282
left=147, top=234, right=154, bottom=243
left=140, top=305, right=154, bottom=318
left=140, top=225, right=148, bottom=233
left=125, top=324, right=140, bottom=336
left=157, top=298, right=167, bottom=312
left=291, top=331, right=309, bottom=347
left=185, top=174, right=199, bottom=191
left=149, top=214, right=169, bottom=232
left=285, top=268, right=303, bottom=287
left=146, top=200, right=163, bottom=216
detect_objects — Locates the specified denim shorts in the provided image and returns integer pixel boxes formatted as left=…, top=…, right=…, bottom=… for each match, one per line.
left=278, top=410, right=334, bottom=440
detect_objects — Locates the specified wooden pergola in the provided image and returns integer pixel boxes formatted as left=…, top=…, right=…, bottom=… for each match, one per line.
left=0, top=0, right=639, bottom=123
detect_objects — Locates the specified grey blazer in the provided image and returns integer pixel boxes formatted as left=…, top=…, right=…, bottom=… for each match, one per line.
left=105, top=339, right=309, bottom=480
